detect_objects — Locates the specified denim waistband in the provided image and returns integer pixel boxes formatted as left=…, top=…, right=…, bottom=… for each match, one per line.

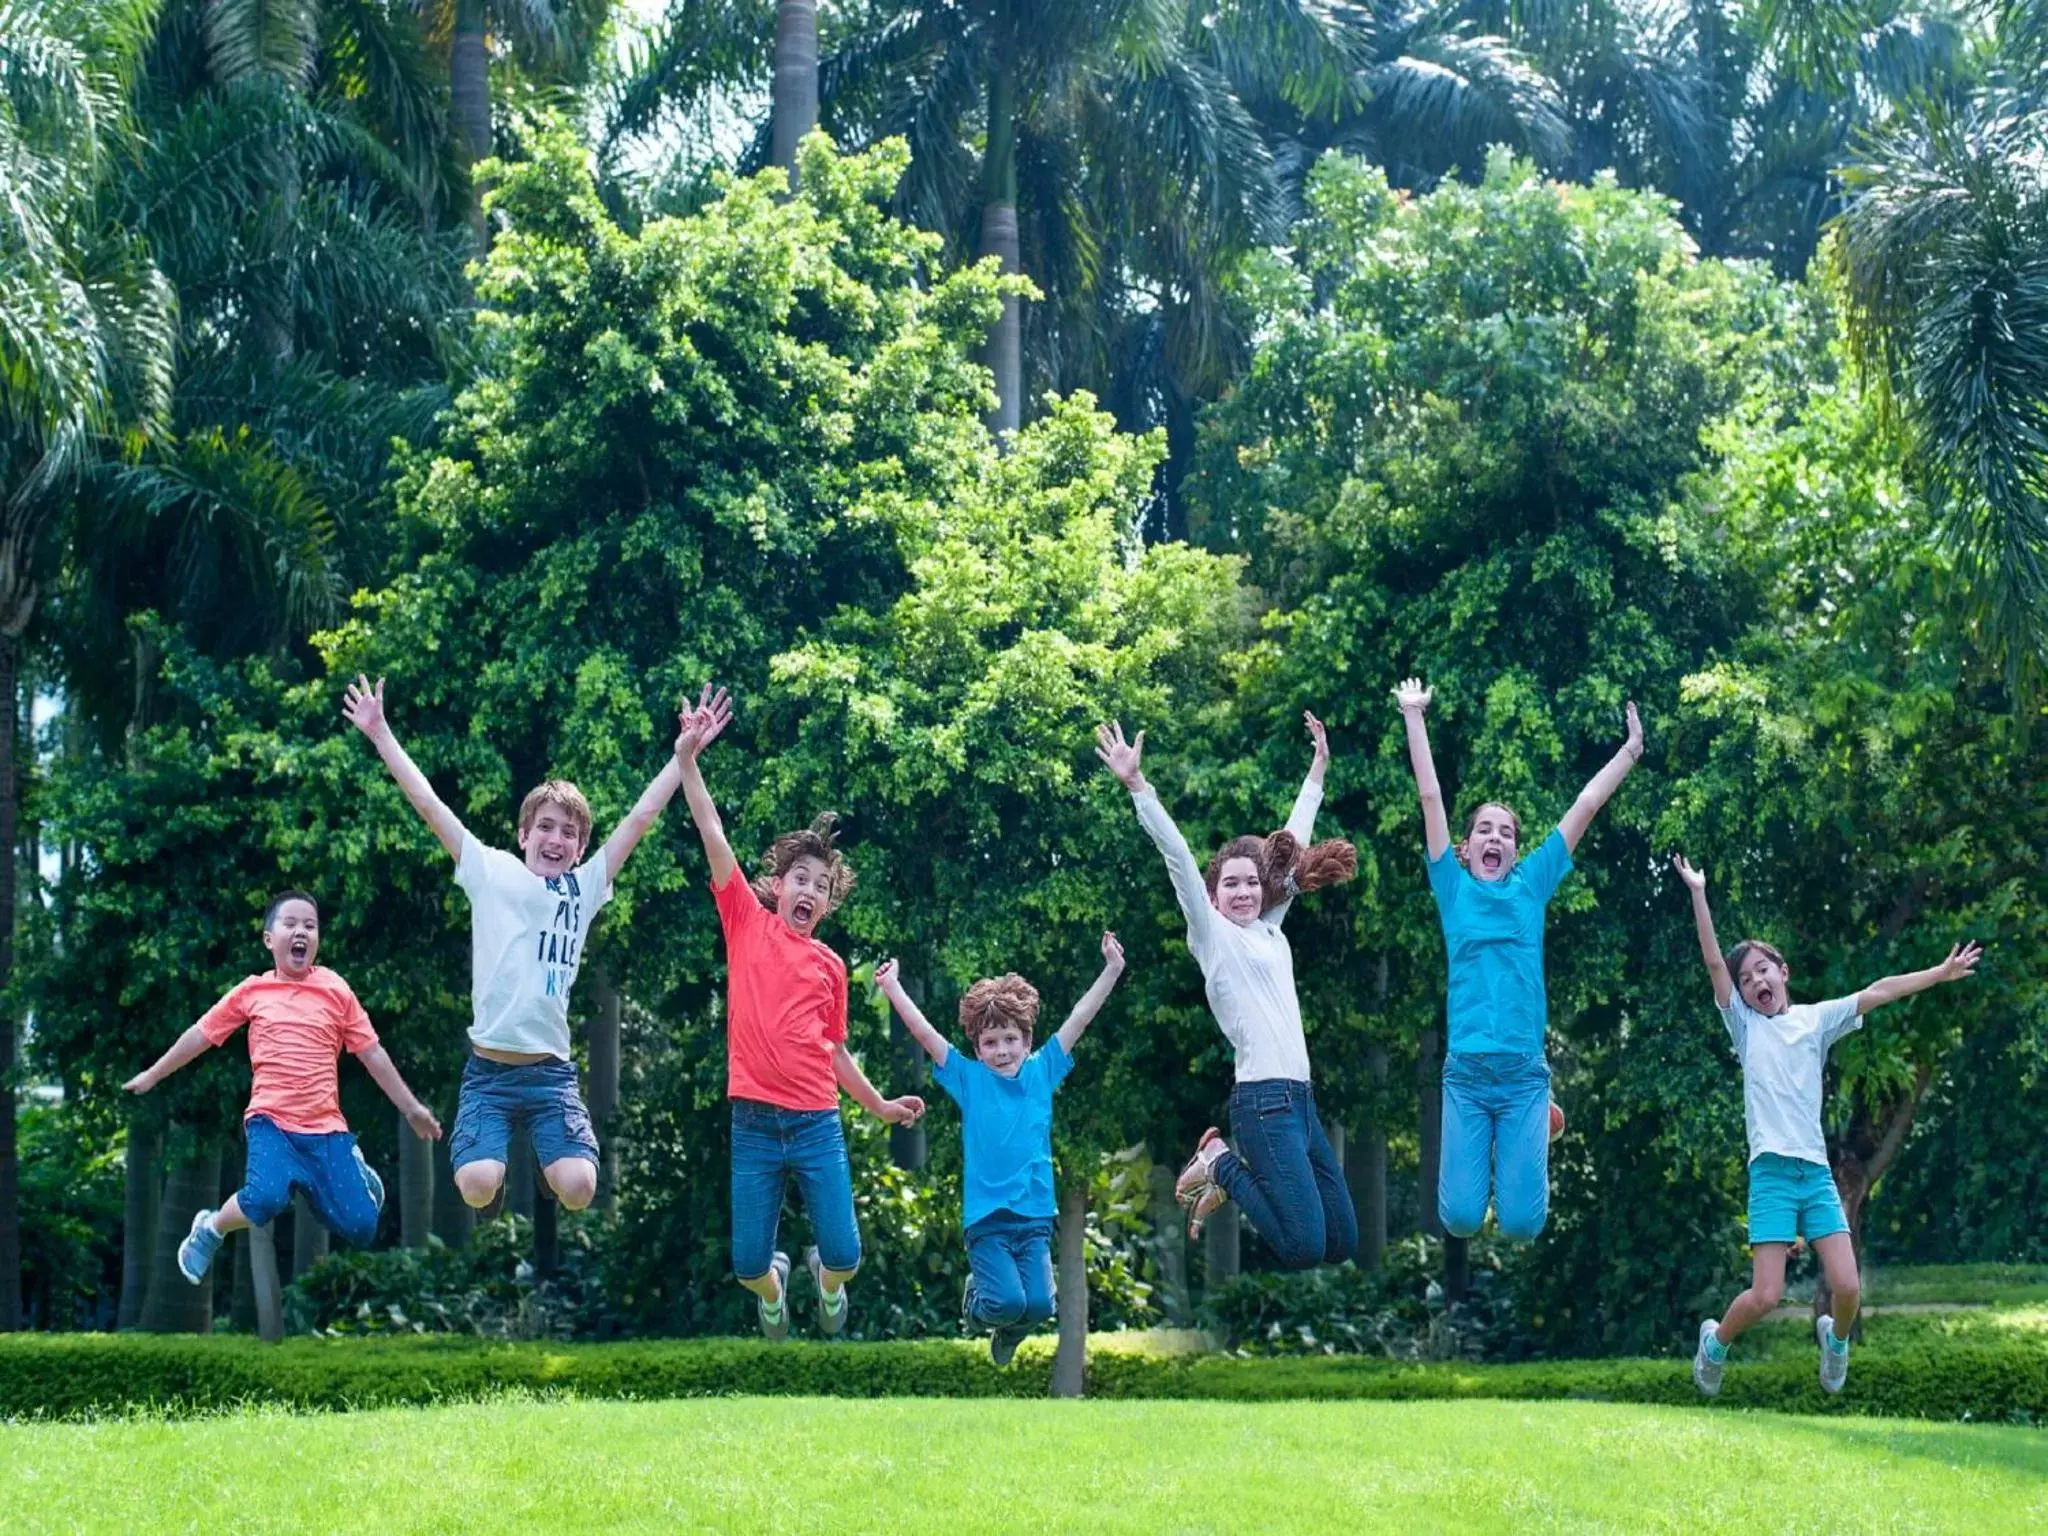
left=465, top=1052, right=574, bottom=1080
left=1443, top=1050, right=1549, bottom=1084
left=1228, top=1077, right=1315, bottom=1107
left=731, top=1098, right=839, bottom=1128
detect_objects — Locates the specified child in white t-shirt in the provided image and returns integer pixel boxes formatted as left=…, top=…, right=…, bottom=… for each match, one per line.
left=1673, top=854, right=1981, bottom=1397
left=346, top=676, right=692, bottom=1214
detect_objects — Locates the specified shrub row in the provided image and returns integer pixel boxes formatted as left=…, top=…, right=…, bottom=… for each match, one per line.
left=3, top=1333, right=2042, bottom=1424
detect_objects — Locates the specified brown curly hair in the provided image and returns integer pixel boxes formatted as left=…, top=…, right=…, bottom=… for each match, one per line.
left=1203, top=829, right=1359, bottom=914
left=959, top=973, right=1042, bottom=1049
left=750, top=812, right=857, bottom=919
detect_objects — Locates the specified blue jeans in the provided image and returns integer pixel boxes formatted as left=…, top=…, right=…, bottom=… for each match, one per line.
left=1212, top=1079, right=1357, bottom=1270
left=730, top=1100, right=862, bottom=1282
left=965, top=1210, right=1055, bottom=1331
left=448, top=1054, right=599, bottom=1173
left=236, top=1116, right=380, bottom=1249
left=1440, top=1051, right=1550, bottom=1241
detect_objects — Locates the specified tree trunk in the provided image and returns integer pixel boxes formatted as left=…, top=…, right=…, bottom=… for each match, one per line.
left=1416, top=1027, right=1443, bottom=1238
left=141, top=1144, right=223, bottom=1333
left=1817, top=1065, right=1934, bottom=1338
left=533, top=1187, right=559, bottom=1279
left=229, top=1142, right=257, bottom=1332
left=452, top=0, right=491, bottom=239
left=770, top=0, right=819, bottom=191
left=118, top=1113, right=163, bottom=1327
left=398, top=1112, right=432, bottom=1249
left=978, top=61, right=1022, bottom=438
left=1050, top=1179, right=1087, bottom=1397
left=589, top=971, right=621, bottom=1208
left=1202, top=1204, right=1240, bottom=1296
left=433, top=1134, right=474, bottom=1248
left=292, top=1192, right=329, bottom=1277
left=0, top=633, right=19, bottom=1331
left=1348, top=1041, right=1389, bottom=1270
left=1444, top=1236, right=1470, bottom=1301
left=1147, top=1154, right=1190, bottom=1326
left=246, top=1220, right=284, bottom=1343
left=888, top=970, right=928, bottom=1170
left=507, top=1147, right=536, bottom=1222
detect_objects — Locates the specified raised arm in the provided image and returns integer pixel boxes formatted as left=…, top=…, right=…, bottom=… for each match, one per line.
left=874, top=958, right=950, bottom=1068
left=675, top=685, right=739, bottom=889
left=354, top=1044, right=443, bottom=1141
left=1672, top=855, right=1733, bottom=1008
left=1096, top=722, right=1215, bottom=948
left=1056, top=932, right=1126, bottom=1053
left=122, top=1024, right=213, bottom=1094
left=1284, top=711, right=1331, bottom=841
left=599, top=689, right=729, bottom=877
left=1556, top=701, right=1644, bottom=853
left=1393, top=680, right=1451, bottom=861
left=832, top=1043, right=926, bottom=1125
left=343, top=676, right=466, bottom=862
left=1856, top=941, right=1982, bottom=1016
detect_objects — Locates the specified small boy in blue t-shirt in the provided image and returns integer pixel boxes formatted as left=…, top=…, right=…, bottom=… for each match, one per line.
left=876, top=932, right=1125, bottom=1366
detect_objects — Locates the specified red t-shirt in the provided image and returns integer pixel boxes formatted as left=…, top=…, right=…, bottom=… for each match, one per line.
left=713, top=866, right=847, bottom=1111
left=198, top=967, right=379, bottom=1134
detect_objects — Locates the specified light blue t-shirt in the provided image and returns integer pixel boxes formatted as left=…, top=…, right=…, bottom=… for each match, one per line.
left=1426, top=828, right=1573, bottom=1059
left=931, top=1037, right=1074, bottom=1229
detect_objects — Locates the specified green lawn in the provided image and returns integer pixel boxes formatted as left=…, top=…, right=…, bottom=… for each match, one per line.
left=4, top=1396, right=2044, bottom=1535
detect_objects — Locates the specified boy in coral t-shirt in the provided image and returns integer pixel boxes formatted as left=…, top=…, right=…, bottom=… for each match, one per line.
left=675, top=686, right=924, bottom=1339
left=125, top=892, right=442, bottom=1282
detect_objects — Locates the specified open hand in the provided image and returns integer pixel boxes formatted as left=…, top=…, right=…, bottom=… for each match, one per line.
left=1672, top=854, right=1706, bottom=892
left=1623, top=701, right=1644, bottom=762
left=342, top=675, right=388, bottom=738
left=406, top=1104, right=444, bottom=1141
left=1094, top=721, right=1146, bottom=789
left=1304, top=711, right=1331, bottom=772
left=1938, top=941, right=1983, bottom=983
left=1101, top=931, right=1125, bottom=975
left=676, top=684, right=734, bottom=762
left=880, top=1095, right=925, bottom=1127
left=1392, top=677, right=1432, bottom=714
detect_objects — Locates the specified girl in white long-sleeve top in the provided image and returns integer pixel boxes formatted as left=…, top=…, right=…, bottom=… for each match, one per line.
left=1097, top=713, right=1360, bottom=1266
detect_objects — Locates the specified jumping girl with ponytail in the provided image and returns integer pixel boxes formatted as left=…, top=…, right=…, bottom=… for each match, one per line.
left=1097, top=712, right=1360, bottom=1268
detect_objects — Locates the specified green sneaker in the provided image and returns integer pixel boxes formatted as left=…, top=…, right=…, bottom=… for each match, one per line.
left=756, top=1251, right=792, bottom=1342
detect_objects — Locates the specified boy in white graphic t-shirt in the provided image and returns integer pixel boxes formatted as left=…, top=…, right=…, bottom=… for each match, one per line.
left=346, top=675, right=691, bottom=1213
left=1673, top=854, right=1981, bottom=1397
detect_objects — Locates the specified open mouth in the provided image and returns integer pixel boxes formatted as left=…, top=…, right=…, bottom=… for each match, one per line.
left=1755, top=987, right=1775, bottom=1009
left=1480, top=848, right=1503, bottom=875
left=790, top=898, right=816, bottom=927
left=288, top=939, right=310, bottom=966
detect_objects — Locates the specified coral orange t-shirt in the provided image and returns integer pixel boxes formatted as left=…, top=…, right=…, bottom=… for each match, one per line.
left=713, top=867, right=847, bottom=1111
left=198, top=967, right=379, bottom=1135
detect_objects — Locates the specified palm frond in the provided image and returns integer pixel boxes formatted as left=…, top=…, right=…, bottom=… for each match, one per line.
left=203, top=0, right=319, bottom=85
left=1365, top=26, right=1568, bottom=177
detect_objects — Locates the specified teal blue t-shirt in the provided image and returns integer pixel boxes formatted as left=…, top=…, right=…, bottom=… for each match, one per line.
left=1427, top=829, right=1573, bottom=1059
left=932, top=1037, right=1074, bottom=1228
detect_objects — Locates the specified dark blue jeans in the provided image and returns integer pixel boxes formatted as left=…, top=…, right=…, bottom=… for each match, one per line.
left=730, top=1100, right=862, bottom=1282
left=965, top=1210, right=1055, bottom=1330
left=1213, top=1079, right=1357, bottom=1270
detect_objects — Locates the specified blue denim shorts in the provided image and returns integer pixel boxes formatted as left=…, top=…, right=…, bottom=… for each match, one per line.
left=1747, top=1152, right=1848, bottom=1245
left=448, top=1053, right=599, bottom=1173
left=237, top=1115, right=380, bottom=1249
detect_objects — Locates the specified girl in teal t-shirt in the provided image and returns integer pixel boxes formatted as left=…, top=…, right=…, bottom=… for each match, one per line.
left=1395, top=678, right=1643, bottom=1241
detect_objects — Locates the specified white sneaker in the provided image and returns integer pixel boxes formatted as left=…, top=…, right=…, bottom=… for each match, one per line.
left=1692, top=1318, right=1725, bottom=1397
left=756, top=1251, right=792, bottom=1342
left=1816, top=1316, right=1849, bottom=1394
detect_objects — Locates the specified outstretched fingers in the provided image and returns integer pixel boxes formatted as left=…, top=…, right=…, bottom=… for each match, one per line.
left=1946, top=941, right=1984, bottom=979
left=1672, top=853, right=1706, bottom=890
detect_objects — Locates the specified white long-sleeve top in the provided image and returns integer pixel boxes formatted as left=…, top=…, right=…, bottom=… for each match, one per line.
left=1132, top=776, right=1323, bottom=1083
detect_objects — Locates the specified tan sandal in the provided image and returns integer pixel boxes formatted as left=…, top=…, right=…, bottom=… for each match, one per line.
left=1174, top=1127, right=1226, bottom=1208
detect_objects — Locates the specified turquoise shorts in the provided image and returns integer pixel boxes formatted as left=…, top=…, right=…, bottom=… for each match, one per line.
left=1747, top=1153, right=1847, bottom=1245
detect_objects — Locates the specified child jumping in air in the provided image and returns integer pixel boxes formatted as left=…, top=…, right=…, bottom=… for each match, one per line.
left=1396, top=678, right=1641, bottom=1244
left=1675, top=854, right=1981, bottom=1396
left=874, top=933, right=1126, bottom=1365
left=1098, top=712, right=1360, bottom=1266
left=676, top=686, right=924, bottom=1339
left=344, top=675, right=689, bottom=1217
left=124, top=891, right=441, bottom=1281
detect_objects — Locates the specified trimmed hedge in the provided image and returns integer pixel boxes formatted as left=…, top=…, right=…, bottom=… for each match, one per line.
left=2, top=1333, right=2042, bottom=1423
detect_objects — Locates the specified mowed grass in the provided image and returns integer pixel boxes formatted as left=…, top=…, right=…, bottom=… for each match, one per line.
left=5, top=1395, right=2046, bottom=1535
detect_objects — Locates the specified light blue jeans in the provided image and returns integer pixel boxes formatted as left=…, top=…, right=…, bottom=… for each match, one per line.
left=1439, top=1051, right=1551, bottom=1242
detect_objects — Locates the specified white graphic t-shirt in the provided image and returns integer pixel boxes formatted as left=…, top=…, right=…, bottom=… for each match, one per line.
left=455, top=831, right=611, bottom=1059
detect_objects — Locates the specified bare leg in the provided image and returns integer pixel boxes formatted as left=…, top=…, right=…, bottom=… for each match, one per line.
left=1813, top=1232, right=1861, bottom=1337
left=210, top=1197, right=253, bottom=1237
left=738, top=1268, right=785, bottom=1304
left=1714, top=1242, right=1790, bottom=1349
left=454, top=1159, right=506, bottom=1210
left=542, top=1156, right=597, bottom=1212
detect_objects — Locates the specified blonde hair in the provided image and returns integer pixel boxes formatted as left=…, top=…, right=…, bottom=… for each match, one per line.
left=750, top=812, right=857, bottom=918
left=518, top=779, right=592, bottom=841
left=959, top=974, right=1042, bottom=1047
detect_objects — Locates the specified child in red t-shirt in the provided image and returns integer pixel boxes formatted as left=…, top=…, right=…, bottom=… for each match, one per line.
left=125, top=892, right=442, bottom=1282
left=676, top=687, right=925, bottom=1339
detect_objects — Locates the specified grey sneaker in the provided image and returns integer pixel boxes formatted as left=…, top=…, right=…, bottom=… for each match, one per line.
left=353, top=1145, right=385, bottom=1212
left=1816, top=1316, right=1849, bottom=1394
left=177, top=1208, right=223, bottom=1284
left=1692, top=1318, right=1725, bottom=1397
left=991, top=1323, right=1029, bottom=1368
left=757, top=1251, right=792, bottom=1342
left=805, top=1245, right=848, bottom=1336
